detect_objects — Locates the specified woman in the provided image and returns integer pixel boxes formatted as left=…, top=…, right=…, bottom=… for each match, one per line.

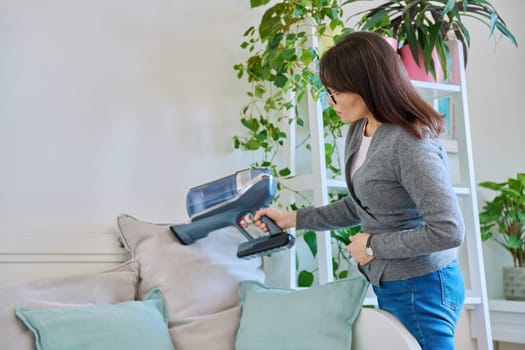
left=254, top=31, right=465, bottom=350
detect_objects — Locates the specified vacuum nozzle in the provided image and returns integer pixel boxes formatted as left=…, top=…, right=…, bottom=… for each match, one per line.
left=237, top=232, right=295, bottom=259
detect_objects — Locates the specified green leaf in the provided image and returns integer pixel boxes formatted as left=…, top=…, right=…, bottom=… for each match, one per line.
left=517, top=173, right=525, bottom=185
left=261, top=161, right=272, bottom=168
left=479, top=171, right=525, bottom=265
left=506, top=235, right=523, bottom=250
left=331, top=230, right=350, bottom=246
left=494, top=21, right=518, bottom=47
left=508, top=178, right=523, bottom=191
left=255, top=129, right=268, bottom=141
left=243, top=26, right=256, bottom=37
left=293, top=5, right=304, bottom=18
left=298, top=270, right=314, bottom=287
left=361, top=9, right=391, bottom=31
left=259, top=3, right=288, bottom=41
left=273, top=74, right=288, bottom=88
left=250, top=0, right=270, bottom=9
left=324, top=142, right=334, bottom=156
left=278, top=167, right=291, bottom=177
left=480, top=226, right=493, bottom=241
left=517, top=212, right=525, bottom=225
left=281, top=48, right=296, bottom=60
left=303, top=231, right=318, bottom=257
left=245, top=139, right=261, bottom=150
left=269, top=32, right=284, bottom=50
left=234, top=64, right=244, bottom=79
left=479, top=181, right=505, bottom=191
left=435, top=39, right=450, bottom=80
left=330, top=18, right=344, bottom=31
left=254, top=84, right=266, bottom=98
left=443, top=0, right=455, bottom=16
left=347, top=225, right=362, bottom=235
left=404, top=18, right=419, bottom=61
left=299, top=48, right=314, bottom=65
left=332, top=257, right=339, bottom=272
left=241, top=118, right=259, bottom=132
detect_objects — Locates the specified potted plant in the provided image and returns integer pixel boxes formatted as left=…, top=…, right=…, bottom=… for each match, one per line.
left=233, top=0, right=350, bottom=176
left=479, top=172, right=525, bottom=300
left=345, top=0, right=518, bottom=81
left=233, top=0, right=354, bottom=286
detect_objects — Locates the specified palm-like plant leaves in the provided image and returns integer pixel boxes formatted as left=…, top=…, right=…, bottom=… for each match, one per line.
left=479, top=173, right=525, bottom=267
left=344, top=0, right=517, bottom=80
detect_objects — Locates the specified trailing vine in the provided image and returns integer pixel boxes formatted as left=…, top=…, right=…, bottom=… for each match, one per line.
left=233, top=0, right=358, bottom=286
left=233, top=0, right=351, bottom=175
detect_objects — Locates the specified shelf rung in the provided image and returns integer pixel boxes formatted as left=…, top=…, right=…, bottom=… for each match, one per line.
left=279, top=174, right=314, bottom=191
left=489, top=299, right=525, bottom=313
left=296, top=179, right=471, bottom=197
left=280, top=176, right=348, bottom=192
left=411, top=80, right=461, bottom=99
left=453, top=186, right=471, bottom=195
left=327, top=181, right=471, bottom=196
left=326, top=178, right=346, bottom=189
left=465, top=296, right=483, bottom=305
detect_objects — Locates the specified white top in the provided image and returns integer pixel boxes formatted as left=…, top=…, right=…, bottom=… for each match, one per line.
left=350, top=123, right=372, bottom=178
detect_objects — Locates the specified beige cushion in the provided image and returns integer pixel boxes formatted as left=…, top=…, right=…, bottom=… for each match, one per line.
left=0, top=260, right=139, bottom=350
left=117, top=214, right=265, bottom=350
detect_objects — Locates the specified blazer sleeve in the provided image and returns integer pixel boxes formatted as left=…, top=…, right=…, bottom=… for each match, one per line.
left=296, top=196, right=361, bottom=231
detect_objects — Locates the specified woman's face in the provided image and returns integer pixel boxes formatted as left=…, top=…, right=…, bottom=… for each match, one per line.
left=326, top=89, right=371, bottom=124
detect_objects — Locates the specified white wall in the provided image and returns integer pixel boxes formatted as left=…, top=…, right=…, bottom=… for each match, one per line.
left=1, top=0, right=524, bottom=349
left=464, top=0, right=525, bottom=300
left=0, top=0, right=261, bottom=233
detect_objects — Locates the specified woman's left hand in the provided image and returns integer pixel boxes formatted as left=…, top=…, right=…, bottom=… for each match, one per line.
left=347, top=233, right=375, bottom=265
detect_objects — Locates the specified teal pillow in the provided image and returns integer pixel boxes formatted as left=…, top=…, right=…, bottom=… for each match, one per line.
left=16, top=289, right=175, bottom=350
left=235, top=277, right=369, bottom=350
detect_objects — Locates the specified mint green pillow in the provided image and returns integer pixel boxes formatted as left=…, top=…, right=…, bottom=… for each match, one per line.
left=16, top=289, right=175, bottom=350
left=235, top=277, right=369, bottom=350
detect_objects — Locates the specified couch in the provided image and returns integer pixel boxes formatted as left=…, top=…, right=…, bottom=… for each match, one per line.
left=0, top=214, right=421, bottom=350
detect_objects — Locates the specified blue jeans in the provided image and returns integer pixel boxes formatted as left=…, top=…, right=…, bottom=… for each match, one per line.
left=372, top=260, right=465, bottom=350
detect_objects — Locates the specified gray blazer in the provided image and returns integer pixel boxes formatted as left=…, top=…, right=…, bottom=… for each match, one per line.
left=296, top=118, right=465, bottom=285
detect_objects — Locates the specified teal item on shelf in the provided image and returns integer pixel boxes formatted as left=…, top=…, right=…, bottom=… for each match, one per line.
left=16, top=288, right=175, bottom=350
left=235, top=277, right=369, bottom=350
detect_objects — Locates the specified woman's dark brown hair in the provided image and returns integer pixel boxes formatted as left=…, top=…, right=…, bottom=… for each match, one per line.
left=319, top=31, right=444, bottom=139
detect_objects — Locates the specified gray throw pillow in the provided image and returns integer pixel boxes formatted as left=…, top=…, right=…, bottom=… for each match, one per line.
left=117, top=214, right=265, bottom=350
left=0, top=260, right=139, bottom=350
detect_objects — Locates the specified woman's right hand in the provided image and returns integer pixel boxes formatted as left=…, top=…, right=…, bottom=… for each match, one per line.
left=253, top=208, right=297, bottom=232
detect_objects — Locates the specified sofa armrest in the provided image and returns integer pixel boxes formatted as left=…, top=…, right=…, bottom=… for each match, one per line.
left=352, top=308, right=421, bottom=350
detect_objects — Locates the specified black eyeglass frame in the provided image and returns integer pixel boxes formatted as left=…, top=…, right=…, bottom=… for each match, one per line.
left=326, top=89, right=342, bottom=104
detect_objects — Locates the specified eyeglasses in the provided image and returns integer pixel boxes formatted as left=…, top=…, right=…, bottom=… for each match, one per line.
left=326, top=89, right=342, bottom=104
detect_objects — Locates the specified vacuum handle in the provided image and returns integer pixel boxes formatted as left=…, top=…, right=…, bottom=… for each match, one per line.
left=261, top=215, right=283, bottom=235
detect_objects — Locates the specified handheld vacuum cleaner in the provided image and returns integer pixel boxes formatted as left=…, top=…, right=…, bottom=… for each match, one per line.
left=170, top=168, right=295, bottom=259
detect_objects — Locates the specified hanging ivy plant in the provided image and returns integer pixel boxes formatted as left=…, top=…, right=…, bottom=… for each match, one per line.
left=233, top=0, right=352, bottom=176
left=233, top=0, right=361, bottom=287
